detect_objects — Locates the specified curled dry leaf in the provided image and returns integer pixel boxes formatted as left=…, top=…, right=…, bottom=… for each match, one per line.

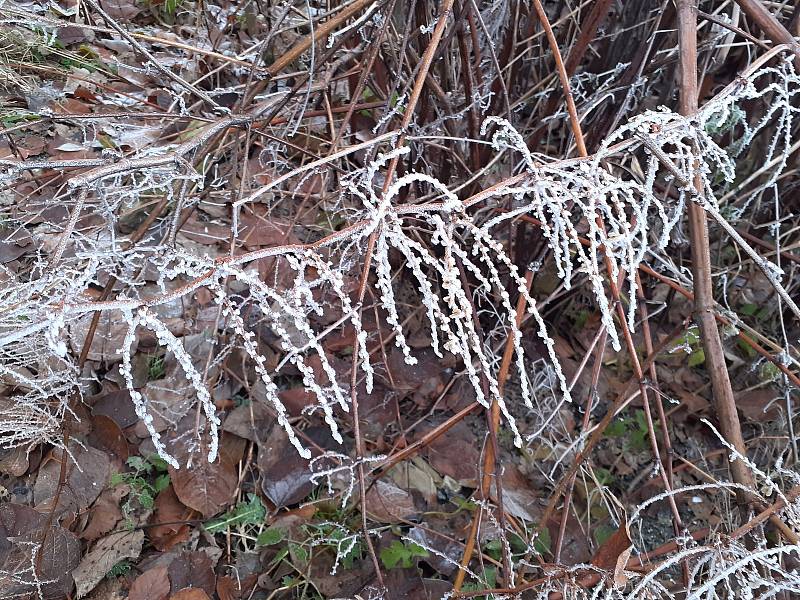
left=590, top=521, right=633, bottom=588
left=72, top=529, right=145, bottom=598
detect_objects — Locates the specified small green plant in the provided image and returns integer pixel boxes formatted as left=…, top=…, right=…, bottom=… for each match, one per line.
left=759, top=361, right=781, bottom=383
left=205, top=494, right=265, bottom=534
left=0, top=110, right=39, bottom=127
left=740, top=302, right=769, bottom=320
left=110, top=455, right=171, bottom=525
left=379, top=540, right=429, bottom=569
left=532, top=526, right=551, bottom=556
left=106, top=560, right=132, bottom=579
left=670, top=325, right=705, bottom=367
left=256, top=525, right=286, bottom=547
left=145, top=0, right=185, bottom=19
left=461, top=567, right=497, bottom=599
left=306, top=522, right=364, bottom=572
left=146, top=354, right=166, bottom=380
left=606, top=409, right=658, bottom=452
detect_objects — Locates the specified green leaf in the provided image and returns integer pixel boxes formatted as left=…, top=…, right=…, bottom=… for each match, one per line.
left=153, top=473, right=170, bottom=493
left=206, top=495, right=266, bottom=534
left=380, top=540, right=428, bottom=569
left=737, top=338, right=757, bottom=358
left=256, top=526, right=286, bottom=547
left=606, top=419, right=627, bottom=437
left=483, top=539, right=502, bottom=561
left=533, top=526, right=551, bottom=555
left=453, top=496, right=478, bottom=511
left=406, top=541, right=428, bottom=559
left=148, top=455, right=169, bottom=472
left=483, top=566, right=497, bottom=589
left=740, top=303, right=759, bottom=317
left=269, top=547, right=290, bottom=566
left=508, top=532, right=528, bottom=555
left=106, top=560, right=132, bottom=578
left=138, top=490, right=155, bottom=509
left=380, top=541, right=407, bottom=569
left=126, top=456, right=147, bottom=472
left=688, top=348, right=705, bottom=367
left=594, top=467, right=614, bottom=486
left=289, top=542, right=309, bottom=563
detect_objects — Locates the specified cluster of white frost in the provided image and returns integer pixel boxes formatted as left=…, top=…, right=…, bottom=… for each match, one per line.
left=0, top=53, right=797, bottom=476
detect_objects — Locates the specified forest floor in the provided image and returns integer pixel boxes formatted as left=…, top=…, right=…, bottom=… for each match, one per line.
left=1, top=1, right=800, bottom=599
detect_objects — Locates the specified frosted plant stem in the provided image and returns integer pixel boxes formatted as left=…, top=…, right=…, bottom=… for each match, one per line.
left=677, top=0, right=756, bottom=505
left=82, top=0, right=224, bottom=111
left=702, top=202, right=800, bottom=320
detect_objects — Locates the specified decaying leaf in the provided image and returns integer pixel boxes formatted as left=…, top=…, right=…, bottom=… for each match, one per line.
left=590, top=520, right=633, bottom=588
left=128, top=566, right=171, bottom=600
left=258, top=426, right=312, bottom=508
left=169, top=456, right=236, bottom=519
left=0, top=503, right=81, bottom=599
left=72, top=529, right=144, bottom=597
left=34, top=443, right=111, bottom=515
left=365, top=479, right=417, bottom=523
left=169, top=589, right=212, bottom=600
left=79, top=488, right=124, bottom=540
left=167, top=551, right=216, bottom=597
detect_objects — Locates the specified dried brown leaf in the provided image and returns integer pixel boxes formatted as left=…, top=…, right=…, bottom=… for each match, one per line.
left=34, top=443, right=111, bottom=515
left=128, top=566, right=171, bottom=600
left=425, top=421, right=479, bottom=488
left=365, top=480, right=417, bottom=523
left=89, top=414, right=130, bottom=464
left=0, top=504, right=81, bottom=599
left=258, top=426, right=312, bottom=508
left=148, top=484, right=194, bottom=551
left=169, top=456, right=237, bottom=518
left=170, top=589, right=211, bottom=600
left=167, top=551, right=216, bottom=596
left=591, top=521, right=633, bottom=588
left=73, top=530, right=144, bottom=598
left=80, top=488, right=123, bottom=541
